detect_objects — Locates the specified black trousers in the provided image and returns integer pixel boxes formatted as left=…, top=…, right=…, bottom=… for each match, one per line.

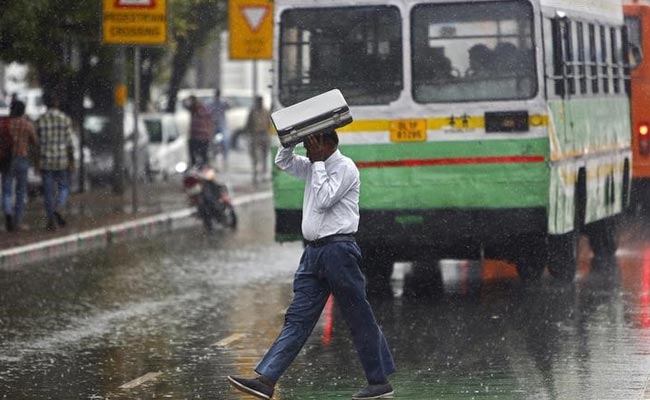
left=189, top=138, right=210, bottom=167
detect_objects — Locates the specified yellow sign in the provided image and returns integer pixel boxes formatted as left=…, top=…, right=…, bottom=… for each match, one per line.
left=229, top=0, right=273, bottom=60
left=390, top=119, right=428, bottom=142
left=103, top=0, right=168, bottom=46
left=115, top=84, right=128, bottom=106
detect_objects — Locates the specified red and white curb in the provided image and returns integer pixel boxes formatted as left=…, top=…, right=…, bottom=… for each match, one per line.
left=0, top=191, right=271, bottom=269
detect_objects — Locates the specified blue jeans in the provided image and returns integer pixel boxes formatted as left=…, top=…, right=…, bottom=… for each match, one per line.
left=1, top=156, right=29, bottom=224
left=255, top=241, right=396, bottom=384
left=41, top=169, right=70, bottom=222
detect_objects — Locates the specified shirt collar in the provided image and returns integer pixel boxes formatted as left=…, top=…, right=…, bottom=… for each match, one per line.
left=324, top=149, right=342, bottom=167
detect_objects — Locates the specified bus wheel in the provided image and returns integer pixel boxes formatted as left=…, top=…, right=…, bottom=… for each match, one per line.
left=402, top=260, right=443, bottom=299
left=361, top=248, right=394, bottom=298
left=513, top=235, right=546, bottom=283
left=586, top=218, right=617, bottom=261
left=547, top=232, right=578, bottom=282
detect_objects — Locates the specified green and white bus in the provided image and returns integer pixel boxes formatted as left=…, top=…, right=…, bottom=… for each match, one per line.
left=271, top=0, right=631, bottom=287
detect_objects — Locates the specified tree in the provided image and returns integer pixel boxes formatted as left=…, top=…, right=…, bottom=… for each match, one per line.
left=165, top=0, right=227, bottom=113
left=0, top=0, right=228, bottom=115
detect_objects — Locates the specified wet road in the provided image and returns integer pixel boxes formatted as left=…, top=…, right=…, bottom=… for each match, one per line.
left=1, top=199, right=650, bottom=399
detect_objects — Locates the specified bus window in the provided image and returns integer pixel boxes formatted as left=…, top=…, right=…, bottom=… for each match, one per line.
left=278, top=6, right=402, bottom=106
left=564, top=20, right=576, bottom=95
left=600, top=26, right=611, bottom=94
left=411, top=0, right=536, bottom=103
left=625, top=16, right=643, bottom=69
left=577, top=22, right=587, bottom=95
left=589, top=24, right=599, bottom=94
left=611, top=27, right=621, bottom=93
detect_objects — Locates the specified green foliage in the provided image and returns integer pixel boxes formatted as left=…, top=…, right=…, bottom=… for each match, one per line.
left=0, top=0, right=227, bottom=114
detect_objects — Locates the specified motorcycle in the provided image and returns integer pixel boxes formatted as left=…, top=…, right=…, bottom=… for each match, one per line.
left=182, top=165, right=237, bottom=232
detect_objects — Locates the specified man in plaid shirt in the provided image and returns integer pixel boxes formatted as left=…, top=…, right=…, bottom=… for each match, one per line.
left=36, top=92, right=75, bottom=231
left=1, top=100, right=38, bottom=232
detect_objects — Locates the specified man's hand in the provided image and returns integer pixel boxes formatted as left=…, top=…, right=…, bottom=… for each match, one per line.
left=305, top=134, right=327, bottom=163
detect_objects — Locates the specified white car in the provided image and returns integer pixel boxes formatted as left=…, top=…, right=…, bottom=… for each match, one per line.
left=0, top=97, right=9, bottom=117
left=83, top=113, right=150, bottom=185
left=142, top=113, right=187, bottom=180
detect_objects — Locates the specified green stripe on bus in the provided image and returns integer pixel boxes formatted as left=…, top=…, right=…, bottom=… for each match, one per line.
left=272, top=138, right=550, bottom=209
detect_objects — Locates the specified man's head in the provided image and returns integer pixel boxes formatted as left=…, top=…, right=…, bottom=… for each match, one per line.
left=304, top=130, right=338, bottom=163
left=254, top=95, right=264, bottom=109
left=43, top=91, right=60, bottom=109
left=9, top=100, right=26, bottom=117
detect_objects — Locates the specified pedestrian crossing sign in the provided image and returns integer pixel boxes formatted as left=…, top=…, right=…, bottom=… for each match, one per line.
left=103, top=0, right=167, bottom=45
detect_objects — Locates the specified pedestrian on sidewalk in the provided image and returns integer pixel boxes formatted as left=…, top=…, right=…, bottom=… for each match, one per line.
left=36, top=92, right=75, bottom=231
left=1, top=100, right=38, bottom=232
left=245, top=96, right=271, bottom=184
left=227, top=130, right=396, bottom=400
left=209, top=89, right=230, bottom=169
left=183, top=95, right=213, bottom=167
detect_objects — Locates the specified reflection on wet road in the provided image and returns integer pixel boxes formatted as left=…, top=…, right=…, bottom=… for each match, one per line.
left=1, top=200, right=650, bottom=399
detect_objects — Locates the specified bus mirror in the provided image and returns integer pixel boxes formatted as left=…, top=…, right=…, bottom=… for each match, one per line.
left=629, top=44, right=643, bottom=69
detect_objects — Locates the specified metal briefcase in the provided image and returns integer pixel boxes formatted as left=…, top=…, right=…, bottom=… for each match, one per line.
left=271, top=89, right=353, bottom=148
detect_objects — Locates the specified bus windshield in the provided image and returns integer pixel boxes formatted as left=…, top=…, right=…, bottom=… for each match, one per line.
left=279, top=6, right=402, bottom=106
left=412, top=1, right=537, bottom=103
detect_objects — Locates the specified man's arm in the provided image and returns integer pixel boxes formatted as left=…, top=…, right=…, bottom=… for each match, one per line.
left=275, top=145, right=310, bottom=179
left=65, top=118, right=75, bottom=170
left=310, top=161, right=358, bottom=210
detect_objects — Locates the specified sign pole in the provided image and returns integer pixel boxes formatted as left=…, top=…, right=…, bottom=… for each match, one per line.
left=132, top=46, right=140, bottom=213
left=253, top=60, right=258, bottom=98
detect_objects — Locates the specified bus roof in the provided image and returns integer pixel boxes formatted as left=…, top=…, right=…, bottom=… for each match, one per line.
left=275, top=0, right=624, bottom=23
left=541, top=0, right=623, bottom=22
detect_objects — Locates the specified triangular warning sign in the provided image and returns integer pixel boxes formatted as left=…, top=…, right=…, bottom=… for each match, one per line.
left=240, top=6, right=269, bottom=33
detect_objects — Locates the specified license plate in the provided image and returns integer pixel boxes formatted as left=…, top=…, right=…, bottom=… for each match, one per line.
left=390, top=119, right=427, bottom=142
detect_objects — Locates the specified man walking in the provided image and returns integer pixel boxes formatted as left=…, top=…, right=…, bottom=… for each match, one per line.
left=183, top=95, right=213, bottom=167
left=208, top=89, right=230, bottom=169
left=2, top=100, right=38, bottom=231
left=245, top=96, right=271, bottom=184
left=227, top=131, right=396, bottom=399
left=36, top=92, right=74, bottom=231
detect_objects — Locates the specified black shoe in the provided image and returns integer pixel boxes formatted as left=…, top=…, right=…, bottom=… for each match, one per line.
left=352, top=383, right=394, bottom=399
left=53, top=211, right=66, bottom=227
left=46, top=220, right=56, bottom=232
left=227, top=375, right=274, bottom=399
left=5, top=214, right=14, bottom=232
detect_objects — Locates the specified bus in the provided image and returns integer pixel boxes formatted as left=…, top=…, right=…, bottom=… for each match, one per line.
left=271, top=0, right=632, bottom=291
left=624, top=2, right=650, bottom=209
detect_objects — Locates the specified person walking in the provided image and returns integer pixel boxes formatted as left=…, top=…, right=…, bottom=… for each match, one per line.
left=36, top=92, right=75, bottom=231
left=245, top=96, right=271, bottom=184
left=1, top=100, right=38, bottom=231
left=227, top=131, right=396, bottom=400
left=184, top=95, right=213, bottom=167
left=208, top=89, right=230, bottom=169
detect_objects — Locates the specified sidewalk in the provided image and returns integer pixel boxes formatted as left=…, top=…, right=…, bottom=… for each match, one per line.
left=0, top=147, right=270, bottom=256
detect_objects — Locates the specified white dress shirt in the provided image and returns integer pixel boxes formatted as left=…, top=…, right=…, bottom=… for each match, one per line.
left=275, top=146, right=360, bottom=241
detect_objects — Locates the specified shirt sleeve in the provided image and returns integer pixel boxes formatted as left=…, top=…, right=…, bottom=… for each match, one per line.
left=310, top=161, right=357, bottom=211
left=28, top=121, right=38, bottom=147
left=66, top=118, right=75, bottom=148
left=275, top=145, right=311, bottom=180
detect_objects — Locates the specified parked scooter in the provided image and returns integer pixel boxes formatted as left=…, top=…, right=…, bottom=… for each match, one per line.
left=182, top=165, right=237, bottom=232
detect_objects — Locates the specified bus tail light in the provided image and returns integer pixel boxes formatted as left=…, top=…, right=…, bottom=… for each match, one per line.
left=640, top=123, right=650, bottom=156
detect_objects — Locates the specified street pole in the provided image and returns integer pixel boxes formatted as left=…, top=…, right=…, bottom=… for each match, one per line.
left=132, top=46, right=140, bottom=213
left=253, top=60, right=258, bottom=97
left=112, top=47, right=126, bottom=195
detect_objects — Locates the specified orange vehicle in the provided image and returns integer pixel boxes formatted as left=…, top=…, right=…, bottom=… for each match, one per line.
left=625, top=2, right=650, bottom=207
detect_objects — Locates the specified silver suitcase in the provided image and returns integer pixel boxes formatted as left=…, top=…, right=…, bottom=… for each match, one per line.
left=271, top=89, right=353, bottom=148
